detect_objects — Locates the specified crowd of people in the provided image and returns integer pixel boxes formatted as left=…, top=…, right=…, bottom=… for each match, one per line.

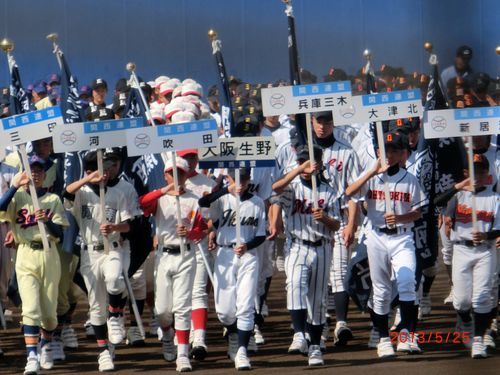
left=0, top=43, right=498, bottom=375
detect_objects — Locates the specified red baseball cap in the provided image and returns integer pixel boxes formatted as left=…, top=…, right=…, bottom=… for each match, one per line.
left=177, top=149, right=198, bottom=157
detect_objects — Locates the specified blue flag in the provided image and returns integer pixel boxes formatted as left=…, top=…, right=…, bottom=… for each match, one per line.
left=8, top=56, right=32, bottom=115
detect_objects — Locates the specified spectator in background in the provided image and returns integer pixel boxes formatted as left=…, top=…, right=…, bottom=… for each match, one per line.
left=441, top=45, right=474, bottom=88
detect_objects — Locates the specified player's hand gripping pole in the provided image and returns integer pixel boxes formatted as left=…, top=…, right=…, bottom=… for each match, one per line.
left=96, top=149, right=110, bottom=253
left=375, top=122, right=395, bottom=229
left=466, top=136, right=478, bottom=230
left=305, top=113, right=319, bottom=209
left=126, top=63, right=187, bottom=256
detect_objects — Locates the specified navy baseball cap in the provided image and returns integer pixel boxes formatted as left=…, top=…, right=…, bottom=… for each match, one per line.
left=473, top=153, right=489, bottom=171
left=28, top=154, right=46, bottom=168
left=228, top=167, right=251, bottom=181
left=456, top=45, right=473, bottom=60
left=296, top=144, right=323, bottom=162
left=33, top=80, right=47, bottom=95
left=384, top=131, right=405, bottom=150
left=91, top=78, right=108, bottom=91
left=79, top=85, right=92, bottom=97
left=47, top=73, right=60, bottom=85
left=311, top=111, right=333, bottom=121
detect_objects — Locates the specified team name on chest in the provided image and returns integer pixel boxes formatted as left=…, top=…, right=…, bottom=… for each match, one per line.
left=456, top=204, right=494, bottom=224
left=368, top=190, right=411, bottom=202
left=221, top=209, right=259, bottom=227
left=292, top=198, right=325, bottom=215
left=16, top=208, right=53, bottom=229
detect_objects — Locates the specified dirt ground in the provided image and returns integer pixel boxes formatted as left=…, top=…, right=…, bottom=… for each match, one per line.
left=0, top=263, right=498, bottom=375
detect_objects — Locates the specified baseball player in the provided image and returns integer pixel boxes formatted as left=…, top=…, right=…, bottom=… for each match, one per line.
left=139, top=157, right=199, bottom=372
left=64, top=151, right=133, bottom=372
left=310, top=111, right=361, bottom=346
left=85, top=78, right=115, bottom=122
left=271, top=145, right=340, bottom=366
left=346, top=131, right=427, bottom=358
left=0, top=155, right=69, bottom=374
left=177, top=148, right=216, bottom=360
left=437, top=154, right=499, bottom=358
left=198, top=167, right=266, bottom=370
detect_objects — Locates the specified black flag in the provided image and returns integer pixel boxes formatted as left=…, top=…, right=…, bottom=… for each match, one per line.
left=7, top=55, right=32, bottom=115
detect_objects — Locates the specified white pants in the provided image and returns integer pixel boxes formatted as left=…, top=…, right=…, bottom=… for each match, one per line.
left=214, top=246, right=258, bottom=331
left=367, top=230, right=416, bottom=316
left=286, top=241, right=331, bottom=325
left=154, top=247, right=196, bottom=331
left=330, top=228, right=348, bottom=293
left=452, top=243, right=496, bottom=314
left=440, top=224, right=453, bottom=266
left=191, top=239, right=214, bottom=310
left=80, top=245, right=130, bottom=326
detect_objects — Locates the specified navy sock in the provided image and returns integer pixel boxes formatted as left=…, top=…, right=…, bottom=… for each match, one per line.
left=333, top=291, right=349, bottom=322
left=289, top=309, right=307, bottom=334
left=368, top=307, right=378, bottom=332
left=457, top=309, right=472, bottom=323
left=399, top=300, right=415, bottom=331
left=422, top=275, right=435, bottom=295
left=306, top=323, right=323, bottom=345
left=237, top=329, right=252, bottom=349
left=93, top=324, right=108, bottom=350
left=40, top=329, right=53, bottom=348
left=373, top=313, right=389, bottom=338
left=226, top=322, right=238, bottom=334
left=24, top=325, right=40, bottom=357
left=408, top=304, right=419, bottom=333
left=108, top=293, right=123, bottom=317
left=474, top=311, right=490, bottom=337
left=130, top=299, right=145, bottom=327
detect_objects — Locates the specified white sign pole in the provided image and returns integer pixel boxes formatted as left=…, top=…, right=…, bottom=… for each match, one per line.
left=305, top=113, right=319, bottom=209
left=375, top=122, right=394, bottom=229
left=96, top=149, right=109, bottom=253
left=466, top=136, right=478, bottom=230
left=235, top=168, right=241, bottom=247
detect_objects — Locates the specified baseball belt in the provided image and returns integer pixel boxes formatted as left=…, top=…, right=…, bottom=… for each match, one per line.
left=84, top=242, right=120, bottom=251
left=292, top=237, right=324, bottom=247
left=161, top=244, right=191, bottom=254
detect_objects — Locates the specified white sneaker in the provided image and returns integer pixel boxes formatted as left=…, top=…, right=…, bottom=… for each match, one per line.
left=390, top=308, right=401, bottom=331
left=409, top=332, right=422, bottom=354
left=162, top=328, right=177, bottom=362
left=308, top=344, right=324, bottom=366
left=126, top=326, right=145, bottom=346
left=419, top=295, right=431, bottom=318
left=39, top=344, right=54, bottom=370
left=254, top=325, right=265, bottom=345
left=50, top=337, right=66, bottom=361
left=321, top=323, right=330, bottom=342
left=24, top=354, right=40, bottom=375
left=190, top=337, right=208, bottom=361
left=368, top=327, right=380, bottom=348
left=377, top=337, right=395, bottom=358
left=443, top=288, right=454, bottom=304
left=261, top=302, right=269, bottom=317
left=276, top=255, right=285, bottom=272
left=61, top=325, right=79, bottom=349
left=288, top=332, right=308, bottom=355
left=247, top=335, right=258, bottom=353
left=396, top=329, right=412, bottom=353
left=484, top=330, right=496, bottom=350
left=334, top=321, right=353, bottom=346
left=227, top=332, right=238, bottom=362
left=234, top=347, right=251, bottom=370
left=107, top=316, right=125, bottom=345
left=176, top=355, right=192, bottom=372
left=98, top=349, right=115, bottom=372
left=84, top=319, right=95, bottom=338
left=471, top=336, right=487, bottom=359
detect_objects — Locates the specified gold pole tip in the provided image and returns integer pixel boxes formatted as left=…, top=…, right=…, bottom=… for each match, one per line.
left=496, top=46, right=500, bottom=55
left=424, top=41, right=433, bottom=52
left=0, top=38, right=14, bottom=53
left=363, top=49, right=371, bottom=59
left=208, top=29, right=217, bottom=40
left=46, top=33, right=59, bottom=42
left=126, top=62, right=136, bottom=72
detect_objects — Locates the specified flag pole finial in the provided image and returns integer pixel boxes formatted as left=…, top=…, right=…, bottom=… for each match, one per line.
left=126, top=62, right=136, bottom=72
left=208, top=29, right=218, bottom=41
left=0, top=38, right=14, bottom=53
left=46, top=33, right=59, bottom=43
left=496, top=46, right=500, bottom=55
left=424, top=41, right=433, bottom=53
left=363, top=49, right=371, bottom=61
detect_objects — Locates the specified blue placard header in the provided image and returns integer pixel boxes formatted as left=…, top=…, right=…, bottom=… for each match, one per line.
left=362, top=89, right=421, bottom=106
left=83, top=117, right=145, bottom=133
left=156, top=119, right=217, bottom=137
left=198, top=159, right=276, bottom=169
left=292, top=81, right=351, bottom=97
left=2, top=106, right=62, bottom=130
left=453, top=106, right=500, bottom=120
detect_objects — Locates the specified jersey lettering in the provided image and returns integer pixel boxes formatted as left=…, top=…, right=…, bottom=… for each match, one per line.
left=292, top=198, right=325, bottom=215
left=367, top=189, right=411, bottom=203
left=455, top=204, right=494, bottom=224
left=221, top=209, right=259, bottom=227
left=15, top=208, right=53, bottom=229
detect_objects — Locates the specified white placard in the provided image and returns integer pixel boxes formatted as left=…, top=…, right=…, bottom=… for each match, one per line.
left=1, top=106, right=64, bottom=145
left=423, top=107, right=500, bottom=139
left=336, top=89, right=422, bottom=125
left=198, top=136, right=276, bottom=169
left=125, top=119, right=219, bottom=157
left=261, top=81, right=352, bottom=123
left=52, top=117, right=145, bottom=152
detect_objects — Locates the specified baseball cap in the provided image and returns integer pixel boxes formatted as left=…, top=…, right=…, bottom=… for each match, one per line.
left=33, top=80, right=47, bottom=95
left=456, top=45, right=473, bottom=60
left=115, top=78, right=129, bottom=93
left=296, top=145, right=323, bottom=162
left=384, top=131, right=405, bottom=150
left=47, top=73, right=60, bottom=85
left=311, top=111, right=333, bottom=121
left=79, top=85, right=92, bottom=97
left=103, top=147, right=122, bottom=161
left=164, top=157, right=189, bottom=173
left=473, top=153, right=489, bottom=171
left=234, top=114, right=259, bottom=137
left=228, top=167, right=252, bottom=181
left=48, top=86, right=61, bottom=103
left=28, top=154, right=46, bottom=168
left=91, top=78, right=108, bottom=91
left=177, top=149, right=198, bottom=157
left=83, top=151, right=98, bottom=171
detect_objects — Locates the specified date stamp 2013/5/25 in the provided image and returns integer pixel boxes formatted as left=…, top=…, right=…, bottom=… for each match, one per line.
left=390, top=331, right=470, bottom=344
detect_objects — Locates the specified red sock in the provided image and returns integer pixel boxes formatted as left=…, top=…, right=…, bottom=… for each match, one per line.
left=176, top=329, right=190, bottom=345
left=191, top=308, right=208, bottom=331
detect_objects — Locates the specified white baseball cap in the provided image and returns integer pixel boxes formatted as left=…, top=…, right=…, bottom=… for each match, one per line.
left=181, top=82, right=203, bottom=97
left=164, top=157, right=189, bottom=173
left=171, top=111, right=196, bottom=124
left=154, top=76, right=170, bottom=88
